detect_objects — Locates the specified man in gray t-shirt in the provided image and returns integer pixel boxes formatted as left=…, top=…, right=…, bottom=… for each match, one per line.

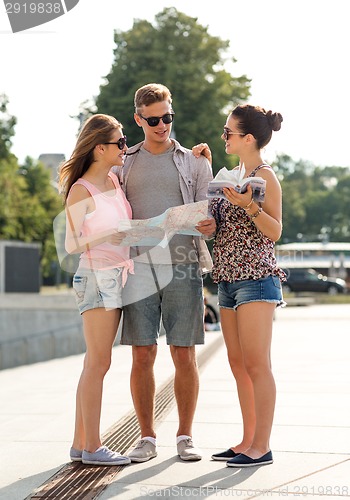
left=119, top=83, right=215, bottom=463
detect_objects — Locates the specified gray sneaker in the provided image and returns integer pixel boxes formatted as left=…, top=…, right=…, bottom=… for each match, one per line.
left=70, top=447, right=83, bottom=462
left=127, top=439, right=157, bottom=463
left=82, top=446, right=131, bottom=466
left=177, top=438, right=202, bottom=461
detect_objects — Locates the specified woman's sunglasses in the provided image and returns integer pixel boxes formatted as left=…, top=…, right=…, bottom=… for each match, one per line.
left=104, top=136, right=127, bottom=150
left=223, top=128, right=245, bottom=141
left=138, top=113, right=175, bottom=127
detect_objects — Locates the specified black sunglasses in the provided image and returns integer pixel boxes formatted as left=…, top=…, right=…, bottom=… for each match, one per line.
left=138, top=113, right=175, bottom=127
left=104, top=135, right=127, bottom=150
left=223, top=128, right=245, bottom=141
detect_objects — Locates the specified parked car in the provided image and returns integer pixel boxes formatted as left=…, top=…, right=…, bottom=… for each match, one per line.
left=282, top=268, right=348, bottom=295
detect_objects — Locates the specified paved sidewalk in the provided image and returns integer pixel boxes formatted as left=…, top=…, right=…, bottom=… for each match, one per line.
left=0, top=304, right=349, bottom=499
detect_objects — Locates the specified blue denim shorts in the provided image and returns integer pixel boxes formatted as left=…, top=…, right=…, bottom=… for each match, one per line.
left=72, top=267, right=123, bottom=314
left=218, top=275, right=285, bottom=311
left=121, top=263, right=204, bottom=346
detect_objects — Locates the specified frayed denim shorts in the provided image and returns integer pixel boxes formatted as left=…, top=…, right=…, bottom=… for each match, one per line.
left=72, top=267, right=123, bottom=314
left=218, top=275, right=285, bottom=311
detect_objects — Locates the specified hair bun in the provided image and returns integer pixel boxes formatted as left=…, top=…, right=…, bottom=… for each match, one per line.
left=266, top=110, right=283, bottom=131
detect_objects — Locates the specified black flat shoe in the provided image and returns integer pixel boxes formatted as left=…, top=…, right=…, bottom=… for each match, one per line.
left=211, top=448, right=239, bottom=461
left=226, top=451, right=273, bottom=468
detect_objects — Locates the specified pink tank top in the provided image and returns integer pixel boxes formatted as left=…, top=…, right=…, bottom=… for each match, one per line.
left=68, top=172, right=133, bottom=283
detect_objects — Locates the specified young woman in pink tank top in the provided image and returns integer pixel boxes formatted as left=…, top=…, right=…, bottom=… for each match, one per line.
left=58, top=114, right=133, bottom=466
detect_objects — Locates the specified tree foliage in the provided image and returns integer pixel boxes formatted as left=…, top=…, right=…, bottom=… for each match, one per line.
left=0, top=97, right=62, bottom=279
left=0, top=94, right=16, bottom=161
left=273, top=154, right=350, bottom=243
left=95, top=7, right=251, bottom=172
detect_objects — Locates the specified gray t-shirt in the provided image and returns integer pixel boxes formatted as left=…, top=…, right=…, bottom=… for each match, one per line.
left=125, top=145, right=197, bottom=264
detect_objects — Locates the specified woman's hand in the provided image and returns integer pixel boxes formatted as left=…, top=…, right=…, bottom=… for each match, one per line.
left=106, top=230, right=126, bottom=245
left=192, top=143, right=212, bottom=164
left=223, top=184, right=253, bottom=208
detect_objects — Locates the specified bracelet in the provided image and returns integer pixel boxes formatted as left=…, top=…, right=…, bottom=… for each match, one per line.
left=251, top=207, right=262, bottom=219
left=243, top=198, right=254, bottom=210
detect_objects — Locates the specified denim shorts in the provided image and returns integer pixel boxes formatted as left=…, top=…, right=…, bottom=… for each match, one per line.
left=120, top=263, right=204, bottom=346
left=72, top=267, right=123, bottom=314
left=218, top=275, right=285, bottom=311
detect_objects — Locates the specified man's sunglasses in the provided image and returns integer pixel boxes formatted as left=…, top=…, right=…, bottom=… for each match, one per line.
left=138, top=113, right=175, bottom=127
left=104, top=135, right=127, bottom=150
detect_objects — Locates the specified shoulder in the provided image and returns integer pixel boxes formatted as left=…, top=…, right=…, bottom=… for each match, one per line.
left=256, top=165, right=278, bottom=181
left=177, top=146, right=211, bottom=170
left=172, top=140, right=212, bottom=182
left=171, top=138, right=187, bottom=153
left=257, top=165, right=282, bottom=197
left=108, top=170, right=121, bottom=187
left=67, top=182, right=91, bottom=206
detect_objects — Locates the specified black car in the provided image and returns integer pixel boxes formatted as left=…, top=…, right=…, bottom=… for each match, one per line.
left=282, top=268, right=348, bottom=295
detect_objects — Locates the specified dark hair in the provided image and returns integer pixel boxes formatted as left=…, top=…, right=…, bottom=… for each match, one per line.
left=58, top=114, right=122, bottom=203
left=231, top=104, right=283, bottom=149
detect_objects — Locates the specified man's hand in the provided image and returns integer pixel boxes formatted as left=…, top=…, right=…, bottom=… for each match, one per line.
left=195, top=217, right=216, bottom=236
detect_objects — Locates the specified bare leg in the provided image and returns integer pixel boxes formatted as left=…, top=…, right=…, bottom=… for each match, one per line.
left=72, top=308, right=121, bottom=452
left=219, top=308, right=256, bottom=452
left=130, top=345, right=157, bottom=438
left=170, top=345, right=199, bottom=437
left=236, top=302, right=276, bottom=458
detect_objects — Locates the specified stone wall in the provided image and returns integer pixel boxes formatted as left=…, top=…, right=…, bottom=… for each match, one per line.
left=0, top=293, right=84, bottom=370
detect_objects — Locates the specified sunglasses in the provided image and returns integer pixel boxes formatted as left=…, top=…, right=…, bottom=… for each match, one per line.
left=223, top=128, right=245, bottom=141
left=104, top=135, right=127, bottom=150
left=138, top=113, right=175, bottom=127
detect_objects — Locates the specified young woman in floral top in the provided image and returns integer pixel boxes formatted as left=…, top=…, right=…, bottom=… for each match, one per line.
left=210, top=104, right=286, bottom=468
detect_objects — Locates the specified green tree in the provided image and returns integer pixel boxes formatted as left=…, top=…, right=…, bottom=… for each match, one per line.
left=0, top=96, right=27, bottom=239
left=20, top=157, right=62, bottom=276
left=274, top=154, right=350, bottom=243
left=0, top=97, right=62, bottom=280
left=95, top=7, right=251, bottom=173
left=0, top=155, right=28, bottom=239
left=0, top=94, right=16, bottom=160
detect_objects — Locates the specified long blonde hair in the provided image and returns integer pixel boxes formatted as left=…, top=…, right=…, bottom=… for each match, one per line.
left=58, top=114, right=123, bottom=203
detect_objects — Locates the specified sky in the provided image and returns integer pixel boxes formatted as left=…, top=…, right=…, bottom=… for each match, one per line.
left=1, top=0, right=350, bottom=169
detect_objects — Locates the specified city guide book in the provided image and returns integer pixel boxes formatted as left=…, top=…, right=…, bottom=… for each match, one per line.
left=207, top=164, right=266, bottom=203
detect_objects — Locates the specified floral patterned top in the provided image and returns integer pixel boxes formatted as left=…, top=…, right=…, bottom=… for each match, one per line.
left=210, top=164, right=286, bottom=284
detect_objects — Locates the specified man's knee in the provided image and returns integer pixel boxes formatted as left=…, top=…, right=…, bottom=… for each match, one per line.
left=132, top=345, right=157, bottom=368
left=170, top=345, right=197, bottom=367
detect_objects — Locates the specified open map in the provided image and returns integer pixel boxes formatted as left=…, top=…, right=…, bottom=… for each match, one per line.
left=117, top=200, right=209, bottom=247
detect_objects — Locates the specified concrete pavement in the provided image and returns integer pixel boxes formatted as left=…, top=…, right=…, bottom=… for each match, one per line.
left=0, top=303, right=349, bottom=499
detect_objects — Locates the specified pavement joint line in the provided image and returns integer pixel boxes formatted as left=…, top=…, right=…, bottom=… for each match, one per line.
left=26, top=333, right=224, bottom=500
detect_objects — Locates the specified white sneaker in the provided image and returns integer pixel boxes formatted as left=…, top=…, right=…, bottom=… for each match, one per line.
left=177, top=438, right=202, bottom=461
left=82, top=446, right=131, bottom=466
left=127, top=439, right=157, bottom=463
